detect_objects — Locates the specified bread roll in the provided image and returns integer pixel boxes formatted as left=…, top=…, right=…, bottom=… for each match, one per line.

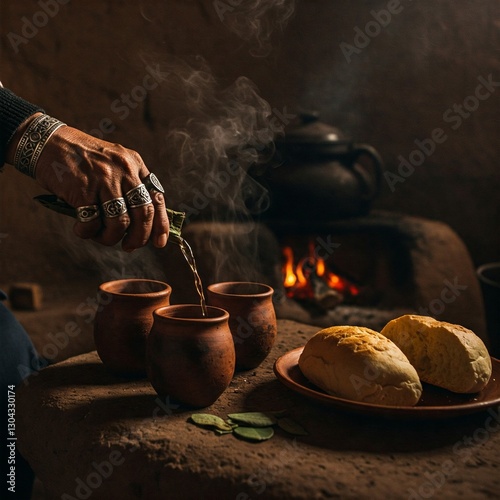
left=380, top=315, right=492, bottom=393
left=298, top=326, right=423, bottom=406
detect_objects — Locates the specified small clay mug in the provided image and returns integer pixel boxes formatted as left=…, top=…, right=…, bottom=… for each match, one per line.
left=206, top=282, right=277, bottom=370
left=146, top=305, right=235, bottom=407
left=94, top=279, right=172, bottom=377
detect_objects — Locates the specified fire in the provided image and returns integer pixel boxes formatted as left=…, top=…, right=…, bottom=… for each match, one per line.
left=283, top=247, right=297, bottom=288
left=316, top=257, right=326, bottom=276
left=282, top=245, right=359, bottom=302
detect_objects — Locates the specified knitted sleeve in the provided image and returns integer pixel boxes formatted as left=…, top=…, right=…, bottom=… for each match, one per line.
left=0, top=86, right=44, bottom=166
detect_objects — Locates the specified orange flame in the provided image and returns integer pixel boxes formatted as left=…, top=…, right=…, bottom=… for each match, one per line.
left=326, top=272, right=340, bottom=288
left=316, top=257, right=326, bottom=277
left=295, top=258, right=308, bottom=286
left=283, top=247, right=297, bottom=288
left=282, top=244, right=359, bottom=300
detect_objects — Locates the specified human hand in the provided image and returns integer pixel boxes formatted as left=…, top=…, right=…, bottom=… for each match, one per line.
left=8, top=114, right=170, bottom=251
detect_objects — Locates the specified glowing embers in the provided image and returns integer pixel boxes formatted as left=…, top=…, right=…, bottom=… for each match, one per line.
left=282, top=241, right=359, bottom=310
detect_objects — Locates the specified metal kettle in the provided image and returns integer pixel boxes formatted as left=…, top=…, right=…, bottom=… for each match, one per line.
left=254, top=113, right=383, bottom=221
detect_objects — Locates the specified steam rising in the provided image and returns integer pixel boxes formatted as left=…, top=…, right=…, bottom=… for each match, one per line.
left=156, top=56, right=285, bottom=283
left=159, top=57, right=283, bottom=219
left=214, top=0, right=296, bottom=56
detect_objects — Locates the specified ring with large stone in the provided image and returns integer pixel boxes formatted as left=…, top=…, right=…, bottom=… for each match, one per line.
left=102, top=197, right=127, bottom=218
left=76, top=205, right=100, bottom=223
left=142, top=173, right=165, bottom=194
left=125, top=184, right=153, bottom=208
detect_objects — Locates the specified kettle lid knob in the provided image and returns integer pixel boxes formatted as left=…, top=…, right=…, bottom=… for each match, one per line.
left=281, top=111, right=345, bottom=145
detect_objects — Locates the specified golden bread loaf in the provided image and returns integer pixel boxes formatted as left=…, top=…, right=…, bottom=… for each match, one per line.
left=380, top=315, right=492, bottom=393
left=298, top=326, right=423, bottom=406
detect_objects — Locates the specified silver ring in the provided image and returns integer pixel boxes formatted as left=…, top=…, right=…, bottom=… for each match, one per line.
left=125, top=184, right=152, bottom=208
left=76, top=205, right=100, bottom=222
left=102, top=197, right=127, bottom=218
left=143, top=173, right=164, bottom=194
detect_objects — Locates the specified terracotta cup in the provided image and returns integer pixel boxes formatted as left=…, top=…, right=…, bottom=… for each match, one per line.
left=146, top=305, right=235, bottom=407
left=206, top=282, right=277, bottom=370
left=94, top=279, right=172, bottom=377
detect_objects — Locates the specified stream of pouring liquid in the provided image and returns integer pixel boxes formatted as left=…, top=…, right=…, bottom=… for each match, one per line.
left=177, top=237, right=208, bottom=317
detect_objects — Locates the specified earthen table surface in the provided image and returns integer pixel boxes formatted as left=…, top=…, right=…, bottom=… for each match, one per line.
left=17, top=319, right=500, bottom=500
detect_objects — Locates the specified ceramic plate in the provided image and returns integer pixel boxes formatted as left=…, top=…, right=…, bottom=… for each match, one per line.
left=273, top=347, right=500, bottom=419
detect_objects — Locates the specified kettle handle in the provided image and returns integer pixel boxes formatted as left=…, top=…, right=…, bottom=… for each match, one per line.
left=349, top=143, right=384, bottom=201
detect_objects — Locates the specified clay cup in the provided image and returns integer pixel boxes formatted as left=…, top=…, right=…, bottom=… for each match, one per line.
left=94, top=279, right=172, bottom=377
left=206, top=282, right=277, bottom=370
left=146, top=305, right=236, bottom=408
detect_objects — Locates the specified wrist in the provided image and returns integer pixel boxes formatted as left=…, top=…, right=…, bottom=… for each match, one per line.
left=9, top=113, right=66, bottom=179
left=5, top=112, right=43, bottom=165
left=0, top=88, right=44, bottom=166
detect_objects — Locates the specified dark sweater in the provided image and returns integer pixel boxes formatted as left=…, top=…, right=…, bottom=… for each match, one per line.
left=0, top=87, right=44, bottom=166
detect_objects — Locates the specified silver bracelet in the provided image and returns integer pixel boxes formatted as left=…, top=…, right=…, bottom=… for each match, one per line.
left=13, top=114, right=66, bottom=178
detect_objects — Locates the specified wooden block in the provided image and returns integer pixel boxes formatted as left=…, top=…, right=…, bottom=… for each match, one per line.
left=9, top=283, right=43, bottom=311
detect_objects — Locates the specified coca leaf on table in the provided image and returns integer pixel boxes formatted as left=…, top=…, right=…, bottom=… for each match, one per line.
left=227, top=412, right=277, bottom=428
left=234, top=426, right=275, bottom=442
left=190, top=414, right=233, bottom=432
left=215, top=429, right=234, bottom=435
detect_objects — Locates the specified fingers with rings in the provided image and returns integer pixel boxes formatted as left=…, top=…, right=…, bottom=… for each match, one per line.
left=143, top=173, right=165, bottom=194
left=91, top=196, right=131, bottom=247
left=76, top=205, right=100, bottom=223
left=142, top=173, right=170, bottom=248
left=75, top=173, right=167, bottom=250
left=120, top=183, right=154, bottom=251
left=102, top=197, right=128, bottom=218
left=125, top=184, right=153, bottom=208
left=73, top=203, right=102, bottom=240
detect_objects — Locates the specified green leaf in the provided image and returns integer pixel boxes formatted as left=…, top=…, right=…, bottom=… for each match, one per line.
left=215, top=429, right=234, bottom=435
left=227, top=412, right=277, bottom=428
left=277, top=417, right=308, bottom=436
left=234, top=426, right=274, bottom=442
left=190, top=414, right=233, bottom=432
